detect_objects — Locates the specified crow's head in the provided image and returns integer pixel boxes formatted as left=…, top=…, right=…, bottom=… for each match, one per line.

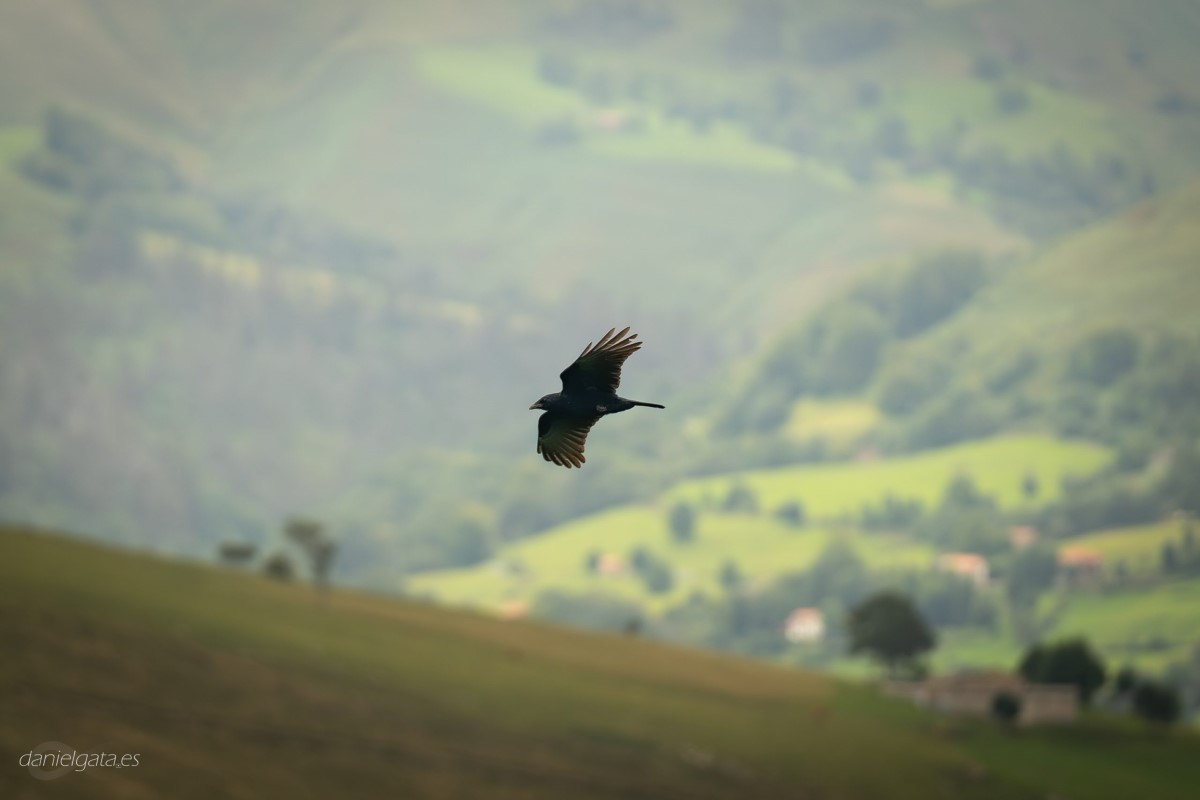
left=529, top=393, right=556, bottom=410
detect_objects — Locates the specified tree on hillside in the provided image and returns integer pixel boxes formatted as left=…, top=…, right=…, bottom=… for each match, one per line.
left=722, top=483, right=760, bottom=514
left=1006, top=543, right=1059, bottom=604
left=811, top=302, right=889, bottom=393
left=1114, top=666, right=1140, bottom=696
left=1068, top=328, right=1140, bottom=386
left=1132, top=680, right=1182, bottom=726
left=285, top=517, right=338, bottom=591
left=942, top=474, right=996, bottom=511
left=1161, top=541, right=1180, bottom=573
left=995, top=85, right=1031, bottom=116
left=774, top=500, right=806, bottom=528
left=846, top=591, right=936, bottom=676
left=628, top=546, right=674, bottom=595
left=1018, top=638, right=1107, bottom=704
left=531, top=590, right=643, bottom=633
left=718, top=559, right=743, bottom=592
left=1158, top=445, right=1200, bottom=515
left=1021, top=472, right=1040, bottom=500
left=668, top=501, right=696, bottom=544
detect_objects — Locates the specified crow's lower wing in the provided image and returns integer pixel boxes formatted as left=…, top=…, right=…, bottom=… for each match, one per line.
left=559, top=327, right=642, bottom=393
left=537, top=412, right=601, bottom=468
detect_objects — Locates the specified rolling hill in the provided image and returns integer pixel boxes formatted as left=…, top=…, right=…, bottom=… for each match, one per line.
left=3, top=525, right=1198, bottom=800
left=4, top=0, right=1200, bottom=574
left=409, top=434, right=1112, bottom=610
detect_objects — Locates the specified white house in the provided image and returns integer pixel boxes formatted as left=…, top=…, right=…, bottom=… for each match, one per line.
left=783, top=607, right=825, bottom=644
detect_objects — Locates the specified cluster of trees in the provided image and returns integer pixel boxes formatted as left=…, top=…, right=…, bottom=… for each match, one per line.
left=1159, top=521, right=1200, bottom=576
left=718, top=251, right=989, bottom=436
left=1021, top=641, right=1185, bottom=725
left=1036, top=446, right=1200, bottom=541
left=628, top=546, right=674, bottom=594
left=1054, top=329, right=1200, bottom=465
left=538, top=0, right=674, bottom=46
left=1113, top=667, right=1184, bottom=725
left=531, top=589, right=643, bottom=632
left=20, top=107, right=182, bottom=199
left=663, top=490, right=806, bottom=543
left=723, top=260, right=1200, bottom=537
left=654, top=540, right=997, bottom=662
left=723, top=5, right=896, bottom=66
left=915, top=475, right=1009, bottom=556
left=218, top=517, right=338, bottom=591
left=536, top=17, right=1152, bottom=237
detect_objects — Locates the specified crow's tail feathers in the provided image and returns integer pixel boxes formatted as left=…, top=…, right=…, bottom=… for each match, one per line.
left=630, top=400, right=666, bottom=409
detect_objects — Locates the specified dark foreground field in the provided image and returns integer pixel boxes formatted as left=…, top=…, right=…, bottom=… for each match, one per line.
left=1, top=526, right=1195, bottom=799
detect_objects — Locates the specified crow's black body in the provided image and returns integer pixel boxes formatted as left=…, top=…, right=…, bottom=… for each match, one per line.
left=529, top=327, right=664, bottom=468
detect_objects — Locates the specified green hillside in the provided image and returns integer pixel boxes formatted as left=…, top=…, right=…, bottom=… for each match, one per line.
left=4, top=0, right=1200, bottom=573
left=411, top=434, right=1111, bottom=610
left=1071, top=518, right=1195, bottom=577
left=900, top=181, right=1200, bottom=371
left=3, top=526, right=1198, bottom=800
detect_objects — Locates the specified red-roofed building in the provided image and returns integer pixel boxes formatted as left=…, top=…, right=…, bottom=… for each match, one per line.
left=1009, top=525, right=1038, bottom=550
left=935, top=552, right=990, bottom=587
left=596, top=552, right=627, bottom=578
left=1057, top=547, right=1103, bottom=584
left=498, top=599, right=528, bottom=621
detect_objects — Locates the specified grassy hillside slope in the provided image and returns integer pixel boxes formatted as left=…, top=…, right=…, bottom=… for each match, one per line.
left=2, top=526, right=1198, bottom=799
left=907, top=182, right=1200, bottom=370
left=410, top=435, right=1111, bottom=610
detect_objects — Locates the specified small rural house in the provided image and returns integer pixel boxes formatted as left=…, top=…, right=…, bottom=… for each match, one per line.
left=497, top=599, right=528, bottom=621
left=935, top=552, right=990, bottom=587
left=783, top=607, right=825, bottom=644
left=1008, top=525, right=1038, bottom=550
left=1057, top=547, right=1104, bottom=585
left=882, top=670, right=1079, bottom=726
left=596, top=552, right=627, bottom=577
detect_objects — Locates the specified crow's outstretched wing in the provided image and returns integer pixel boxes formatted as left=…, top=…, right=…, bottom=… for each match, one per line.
left=559, top=327, right=642, bottom=394
left=537, top=412, right=601, bottom=468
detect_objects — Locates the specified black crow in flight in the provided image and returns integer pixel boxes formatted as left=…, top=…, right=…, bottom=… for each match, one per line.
left=529, top=327, right=664, bottom=468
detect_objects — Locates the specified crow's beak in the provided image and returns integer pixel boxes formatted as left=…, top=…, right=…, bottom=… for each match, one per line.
left=529, top=402, right=541, bottom=410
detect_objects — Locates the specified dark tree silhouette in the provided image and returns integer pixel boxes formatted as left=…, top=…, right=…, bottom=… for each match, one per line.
left=668, top=502, right=696, bottom=544
left=1113, top=666, right=1140, bottom=696
left=846, top=591, right=936, bottom=676
left=991, top=691, right=1022, bottom=726
left=718, top=559, right=743, bottom=592
left=722, top=483, right=759, bottom=513
left=1132, top=681, right=1182, bottom=725
left=1018, top=638, right=1107, bottom=704
left=285, top=517, right=338, bottom=590
left=775, top=500, right=806, bottom=528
